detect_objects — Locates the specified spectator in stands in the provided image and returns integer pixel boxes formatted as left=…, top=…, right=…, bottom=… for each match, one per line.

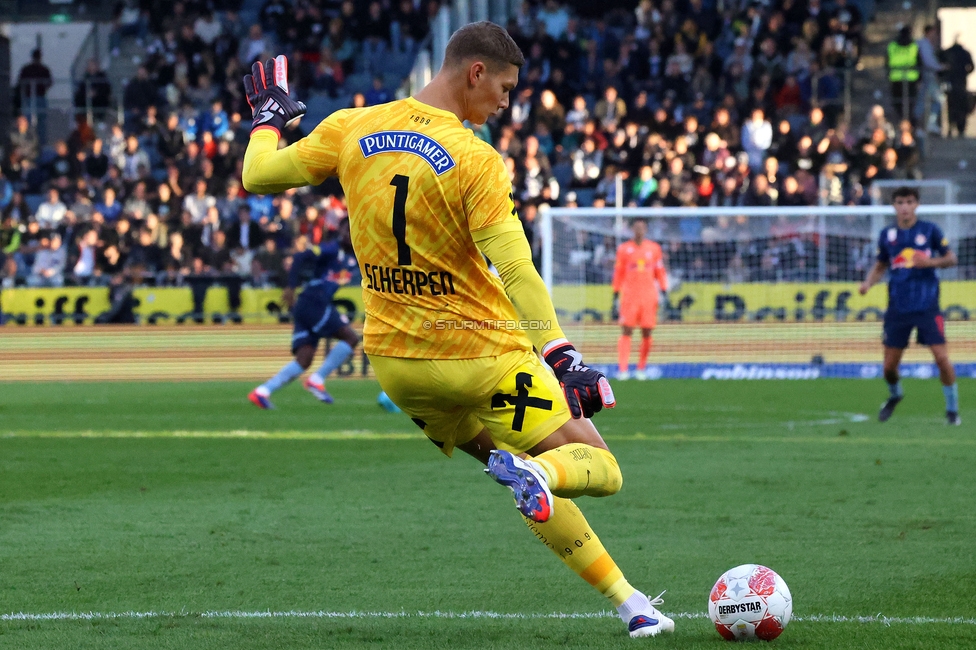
left=364, top=76, right=393, bottom=106
left=162, top=229, right=189, bottom=274
left=571, top=137, right=603, bottom=189
left=322, top=17, right=357, bottom=77
left=3, top=190, right=27, bottom=225
left=538, top=0, right=570, bottom=39
left=565, top=95, right=589, bottom=131
left=741, top=108, right=773, bottom=172
left=887, top=25, right=919, bottom=122
left=128, top=227, right=164, bottom=275
left=239, top=24, right=269, bottom=64
left=95, top=244, right=125, bottom=284
left=197, top=227, right=229, bottom=273
left=123, top=181, right=151, bottom=221
left=0, top=213, right=21, bottom=284
left=183, top=178, right=216, bottom=224
left=84, top=138, right=110, bottom=182
left=96, top=187, right=124, bottom=223
left=360, top=1, right=391, bottom=75
left=710, top=107, right=740, bottom=150
left=153, top=113, right=185, bottom=162
left=194, top=9, right=223, bottom=47
left=16, top=49, right=52, bottom=142
left=74, top=59, right=113, bottom=118
left=110, top=0, right=149, bottom=55
left=392, top=0, right=427, bottom=55
left=215, top=180, right=243, bottom=226
left=119, top=135, right=151, bottom=182
left=226, top=205, right=263, bottom=251
left=105, top=123, right=127, bottom=167
left=46, top=141, right=79, bottom=186
left=9, top=115, right=39, bottom=163
left=27, top=232, right=65, bottom=287
left=123, top=66, right=160, bottom=128
left=254, top=236, right=286, bottom=287
left=944, top=35, right=975, bottom=138
left=35, top=188, right=67, bottom=230
left=914, top=25, right=944, bottom=134
left=893, top=122, right=920, bottom=178
left=71, top=228, right=98, bottom=286
left=150, top=181, right=177, bottom=225
left=594, top=86, right=627, bottom=131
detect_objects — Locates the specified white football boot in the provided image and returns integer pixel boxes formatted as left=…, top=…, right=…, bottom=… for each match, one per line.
left=620, top=590, right=675, bottom=638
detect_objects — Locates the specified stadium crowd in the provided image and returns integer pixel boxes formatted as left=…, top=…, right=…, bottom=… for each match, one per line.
left=0, top=0, right=968, bottom=299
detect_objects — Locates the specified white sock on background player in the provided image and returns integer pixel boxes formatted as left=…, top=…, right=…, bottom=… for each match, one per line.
left=259, top=360, right=305, bottom=395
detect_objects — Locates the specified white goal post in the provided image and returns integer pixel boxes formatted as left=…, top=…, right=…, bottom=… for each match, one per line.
left=538, top=204, right=976, bottom=379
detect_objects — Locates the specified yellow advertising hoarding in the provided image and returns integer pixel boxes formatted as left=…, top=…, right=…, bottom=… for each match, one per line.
left=2, top=282, right=974, bottom=326
left=0, top=286, right=364, bottom=325
left=551, top=281, right=976, bottom=323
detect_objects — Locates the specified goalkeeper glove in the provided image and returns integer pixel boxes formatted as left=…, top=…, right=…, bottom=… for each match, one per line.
left=543, top=341, right=616, bottom=419
left=243, top=55, right=307, bottom=137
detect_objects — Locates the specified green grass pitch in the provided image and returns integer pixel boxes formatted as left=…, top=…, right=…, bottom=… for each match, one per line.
left=0, top=379, right=974, bottom=649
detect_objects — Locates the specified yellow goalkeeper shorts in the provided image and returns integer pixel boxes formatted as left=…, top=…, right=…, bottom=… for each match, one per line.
left=370, top=348, right=571, bottom=457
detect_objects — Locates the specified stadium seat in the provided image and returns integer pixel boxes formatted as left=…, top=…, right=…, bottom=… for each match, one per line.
left=573, top=188, right=596, bottom=207
left=382, top=73, right=404, bottom=93
left=24, top=193, right=44, bottom=215
left=343, top=73, right=373, bottom=95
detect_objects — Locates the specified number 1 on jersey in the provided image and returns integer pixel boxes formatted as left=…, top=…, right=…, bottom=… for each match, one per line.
left=390, top=174, right=411, bottom=266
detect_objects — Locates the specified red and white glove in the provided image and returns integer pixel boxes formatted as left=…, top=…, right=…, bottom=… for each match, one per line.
left=544, top=340, right=616, bottom=419
left=243, top=55, right=307, bottom=137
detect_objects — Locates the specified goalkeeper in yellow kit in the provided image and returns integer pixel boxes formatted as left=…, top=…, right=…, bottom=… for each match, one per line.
left=241, top=22, right=673, bottom=638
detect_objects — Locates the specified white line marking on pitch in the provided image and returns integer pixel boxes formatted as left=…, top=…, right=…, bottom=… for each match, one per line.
left=2, top=610, right=974, bottom=626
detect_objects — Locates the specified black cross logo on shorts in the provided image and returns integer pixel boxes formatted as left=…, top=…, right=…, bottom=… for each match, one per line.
left=491, top=372, right=553, bottom=432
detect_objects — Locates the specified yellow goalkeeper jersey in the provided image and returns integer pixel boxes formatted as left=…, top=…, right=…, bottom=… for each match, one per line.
left=290, top=97, right=532, bottom=360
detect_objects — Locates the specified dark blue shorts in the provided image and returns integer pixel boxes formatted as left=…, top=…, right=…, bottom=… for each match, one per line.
left=882, top=310, right=946, bottom=349
left=291, top=298, right=348, bottom=353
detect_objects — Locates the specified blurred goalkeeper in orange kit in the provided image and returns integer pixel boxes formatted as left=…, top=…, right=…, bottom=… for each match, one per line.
left=239, top=22, right=674, bottom=638
left=613, top=218, right=668, bottom=380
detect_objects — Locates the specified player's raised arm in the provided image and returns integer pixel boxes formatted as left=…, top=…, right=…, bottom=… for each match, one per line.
left=240, top=56, right=331, bottom=194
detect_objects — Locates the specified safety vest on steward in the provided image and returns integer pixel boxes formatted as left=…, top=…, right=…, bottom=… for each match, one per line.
left=887, top=42, right=919, bottom=82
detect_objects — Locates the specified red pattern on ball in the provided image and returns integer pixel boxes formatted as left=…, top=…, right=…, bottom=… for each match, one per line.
left=755, top=615, right=785, bottom=640
left=714, top=622, right=736, bottom=640
left=710, top=577, right=728, bottom=602
left=749, top=565, right=777, bottom=597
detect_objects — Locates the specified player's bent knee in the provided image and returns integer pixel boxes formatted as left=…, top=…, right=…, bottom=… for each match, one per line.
left=592, top=447, right=623, bottom=497
left=295, top=345, right=315, bottom=369
left=596, top=468, right=623, bottom=497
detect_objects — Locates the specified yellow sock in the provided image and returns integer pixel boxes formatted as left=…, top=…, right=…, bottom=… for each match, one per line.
left=523, top=495, right=636, bottom=607
left=532, top=444, right=623, bottom=498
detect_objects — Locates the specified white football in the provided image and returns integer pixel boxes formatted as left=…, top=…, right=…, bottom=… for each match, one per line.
left=708, top=564, right=792, bottom=641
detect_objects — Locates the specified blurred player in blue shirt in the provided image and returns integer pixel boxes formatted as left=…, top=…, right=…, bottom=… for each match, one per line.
left=859, top=187, right=960, bottom=425
left=249, top=218, right=362, bottom=409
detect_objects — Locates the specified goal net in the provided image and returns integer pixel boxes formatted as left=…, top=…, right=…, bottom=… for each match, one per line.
left=539, top=205, right=976, bottom=379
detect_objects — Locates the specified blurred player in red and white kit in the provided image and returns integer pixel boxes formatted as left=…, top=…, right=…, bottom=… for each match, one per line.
left=612, top=218, right=668, bottom=380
